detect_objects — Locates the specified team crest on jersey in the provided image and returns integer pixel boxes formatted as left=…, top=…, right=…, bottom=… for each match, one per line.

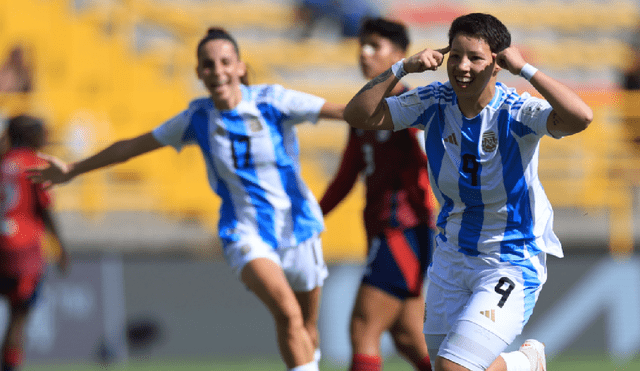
left=482, top=131, right=498, bottom=152
left=248, top=118, right=263, bottom=132
left=215, top=125, right=226, bottom=136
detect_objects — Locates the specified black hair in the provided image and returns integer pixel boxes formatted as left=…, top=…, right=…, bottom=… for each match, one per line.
left=8, top=114, right=45, bottom=149
left=448, top=13, right=511, bottom=53
left=359, top=18, right=410, bottom=52
left=197, top=27, right=240, bottom=59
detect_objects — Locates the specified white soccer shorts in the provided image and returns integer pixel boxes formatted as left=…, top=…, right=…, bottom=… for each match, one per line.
left=424, top=240, right=547, bottom=370
left=224, top=234, right=328, bottom=292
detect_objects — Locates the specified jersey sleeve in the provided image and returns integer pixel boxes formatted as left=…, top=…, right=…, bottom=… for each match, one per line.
left=515, top=96, right=554, bottom=138
left=152, top=108, right=193, bottom=152
left=34, top=183, right=52, bottom=210
left=319, top=130, right=364, bottom=215
left=270, top=85, right=326, bottom=125
left=32, top=156, right=52, bottom=209
left=386, top=87, right=431, bottom=132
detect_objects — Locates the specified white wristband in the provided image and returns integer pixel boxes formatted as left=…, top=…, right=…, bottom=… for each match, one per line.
left=391, top=59, right=407, bottom=80
left=519, top=63, right=538, bottom=81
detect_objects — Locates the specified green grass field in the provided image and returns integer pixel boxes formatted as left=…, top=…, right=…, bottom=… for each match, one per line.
left=21, top=354, right=640, bottom=371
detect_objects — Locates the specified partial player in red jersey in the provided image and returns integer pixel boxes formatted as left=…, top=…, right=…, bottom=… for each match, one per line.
left=0, top=115, right=68, bottom=371
left=319, top=18, right=436, bottom=371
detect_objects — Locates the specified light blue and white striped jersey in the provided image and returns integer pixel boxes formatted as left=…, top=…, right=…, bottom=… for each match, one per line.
left=153, top=84, right=326, bottom=251
left=387, top=81, right=563, bottom=260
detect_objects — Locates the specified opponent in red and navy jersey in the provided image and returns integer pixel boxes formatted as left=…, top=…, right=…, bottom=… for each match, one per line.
left=0, top=147, right=51, bottom=277
left=0, top=115, right=68, bottom=371
left=320, top=87, right=436, bottom=240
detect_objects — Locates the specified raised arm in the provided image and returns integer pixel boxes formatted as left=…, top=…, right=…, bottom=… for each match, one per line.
left=496, top=46, right=593, bottom=137
left=344, top=47, right=449, bottom=130
left=319, top=132, right=363, bottom=215
left=28, top=132, right=163, bottom=188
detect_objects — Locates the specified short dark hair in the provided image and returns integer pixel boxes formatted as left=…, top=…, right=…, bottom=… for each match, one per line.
left=359, top=18, right=410, bottom=52
left=8, top=114, right=45, bottom=149
left=448, top=13, right=510, bottom=53
left=197, top=27, right=240, bottom=59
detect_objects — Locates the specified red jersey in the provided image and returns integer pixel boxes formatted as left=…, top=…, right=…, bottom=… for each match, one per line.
left=0, top=148, right=51, bottom=276
left=320, top=125, right=436, bottom=239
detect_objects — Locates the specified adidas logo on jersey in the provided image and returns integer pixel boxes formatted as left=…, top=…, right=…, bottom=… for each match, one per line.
left=480, top=309, right=495, bottom=322
left=444, top=133, right=458, bottom=145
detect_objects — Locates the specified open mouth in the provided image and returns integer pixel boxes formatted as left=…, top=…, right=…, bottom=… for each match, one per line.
left=209, top=81, right=228, bottom=92
left=455, top=76, right=473, bottom=88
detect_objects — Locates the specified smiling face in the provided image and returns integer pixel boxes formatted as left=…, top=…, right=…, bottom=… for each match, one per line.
left=196, top=39, right=246, bottom=110
left=447, top=33, right=500, bottom=115
left=359, top=33, right=406, bottom=80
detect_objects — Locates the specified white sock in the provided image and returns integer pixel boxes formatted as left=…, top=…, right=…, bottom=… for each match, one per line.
left=501, top=351, right=531, bottom=371
left=314, top=348, right=321, bottom=363
left=288, top=360, right=319, bottom=371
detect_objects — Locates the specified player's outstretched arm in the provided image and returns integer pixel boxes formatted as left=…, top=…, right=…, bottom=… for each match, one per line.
left=28, top=132, right=164, bottom=188
left=318, top=102, right=346, bottom=120
left=344, top=47, right=448, bottom=131
left=496, top=46, right=593, bottom=138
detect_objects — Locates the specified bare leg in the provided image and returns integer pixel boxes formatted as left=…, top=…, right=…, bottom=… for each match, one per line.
left=350, top=284, right=403, bottom=356
left=295, top=286, right=322, bottom=351
left=390, top=294, right=430, bottom=367
left=241, top=258, right=314, bottom=368
left=1, top=304, right=29, bottom=370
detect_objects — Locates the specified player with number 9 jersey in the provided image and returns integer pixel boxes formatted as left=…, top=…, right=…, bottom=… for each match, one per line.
left=387, top=81, right=562, bottom=260
left=343, top=12, right=593, bottom=371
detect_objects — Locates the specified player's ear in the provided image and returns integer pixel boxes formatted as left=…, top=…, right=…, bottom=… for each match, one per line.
left=237, top=60, right=247, bottom=77
left=492, top=53, right=502, bottom=76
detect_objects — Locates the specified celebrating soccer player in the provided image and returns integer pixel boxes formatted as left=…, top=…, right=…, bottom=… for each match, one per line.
left=343, top=13, right=592, bottom=371
left=27, top=27, right=345, bottom=371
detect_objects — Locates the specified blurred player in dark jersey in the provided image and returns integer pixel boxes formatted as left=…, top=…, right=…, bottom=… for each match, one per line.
left=319, top=18, right=436, bottom=371
left=0, top=115, right=68, bottom=371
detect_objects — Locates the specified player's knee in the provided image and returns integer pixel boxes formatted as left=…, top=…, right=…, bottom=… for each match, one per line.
left=273, top=305, right=305, bottom=331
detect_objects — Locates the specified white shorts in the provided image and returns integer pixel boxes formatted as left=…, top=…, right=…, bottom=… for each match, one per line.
left=224, top=234, right=328, bottom=292
left=424, top=242, right=547, bottom=370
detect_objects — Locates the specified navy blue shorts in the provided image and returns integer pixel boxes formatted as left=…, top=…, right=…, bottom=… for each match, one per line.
left=361, top=224, right=433, bottom=299
left=0, top=274, right=42, bottom=310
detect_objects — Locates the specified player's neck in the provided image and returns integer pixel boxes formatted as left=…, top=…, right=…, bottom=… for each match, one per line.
left=211, top=85, right=243, bottom=111
left=457, top=84, right=496, bottom=119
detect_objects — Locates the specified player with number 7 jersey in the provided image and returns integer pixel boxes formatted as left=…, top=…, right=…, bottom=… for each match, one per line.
left=26, top=27, right=345, bottom=371
left=154, top=84, right=329, bottom=251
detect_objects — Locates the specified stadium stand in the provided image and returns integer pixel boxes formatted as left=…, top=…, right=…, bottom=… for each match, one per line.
left=1, top=0, right=639, bottom=259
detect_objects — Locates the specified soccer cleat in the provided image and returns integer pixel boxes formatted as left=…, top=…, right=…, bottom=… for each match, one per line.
left=518, top=339, right=546, bottom=371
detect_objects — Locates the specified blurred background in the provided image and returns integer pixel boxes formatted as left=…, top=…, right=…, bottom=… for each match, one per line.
left=1, top=0, right=640, bottom=370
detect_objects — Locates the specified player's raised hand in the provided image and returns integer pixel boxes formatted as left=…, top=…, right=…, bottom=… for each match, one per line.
left=404, top=46, right=450, bottom=73
left=26, top=153, right=73, bottom=189
left=495, top=46, right=527, bottom=76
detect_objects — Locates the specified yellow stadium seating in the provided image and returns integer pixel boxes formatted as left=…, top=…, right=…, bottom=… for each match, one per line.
left=2, top=0, right=639, bottom=258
